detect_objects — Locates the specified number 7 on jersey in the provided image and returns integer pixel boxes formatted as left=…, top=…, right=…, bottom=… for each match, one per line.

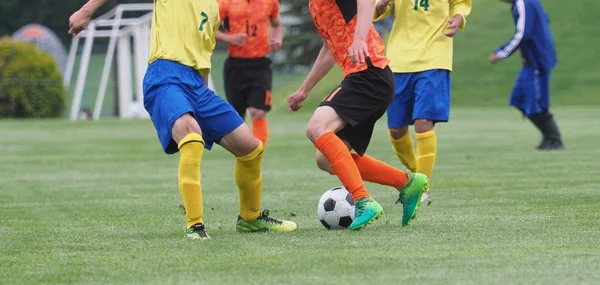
left=198, top=11, right=208, bottom=31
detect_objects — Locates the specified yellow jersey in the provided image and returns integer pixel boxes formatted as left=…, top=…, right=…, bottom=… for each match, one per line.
left=375, top=0, right=472, bottom=73
left=148, top=0, right=220, bottom=78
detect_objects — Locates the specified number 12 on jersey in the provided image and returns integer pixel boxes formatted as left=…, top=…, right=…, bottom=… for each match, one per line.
left=414, top=0, right=429, bottom=11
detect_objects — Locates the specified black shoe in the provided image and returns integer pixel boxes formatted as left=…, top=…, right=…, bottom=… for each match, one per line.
left=539, top=139, right=564, bottom=151
left=528, top=112, right=563, bottom=151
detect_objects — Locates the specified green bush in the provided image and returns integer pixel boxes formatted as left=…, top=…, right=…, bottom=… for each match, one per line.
left=0, top=37, right=66, bottom=118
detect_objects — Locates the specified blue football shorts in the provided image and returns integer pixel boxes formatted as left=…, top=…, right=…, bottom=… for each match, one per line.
left=143, top=59, right=244, bottom=154
left=386, top=69, right=451, bottom=128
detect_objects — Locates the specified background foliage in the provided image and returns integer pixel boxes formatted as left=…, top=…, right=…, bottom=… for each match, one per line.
left=0, top=38, right=66, bottom=118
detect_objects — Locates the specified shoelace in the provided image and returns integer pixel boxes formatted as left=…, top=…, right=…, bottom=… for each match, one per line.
left=354, top=199, right=367, bottom=216
left=258, top=210, right=282, bottom=225
left=396, top=191, right=405, bottom=205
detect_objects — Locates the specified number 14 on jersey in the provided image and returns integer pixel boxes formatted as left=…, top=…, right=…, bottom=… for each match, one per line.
left=414, top=0, right=429, bottom=11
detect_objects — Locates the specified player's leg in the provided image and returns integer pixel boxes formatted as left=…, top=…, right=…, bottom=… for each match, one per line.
left=411, top=69, right=451, bottom=205
left=223, top=57, right=250, bottom=120
left=512, top=67, right=563, bottom=150
left=387, top=73, right=417, bottom=172
left=511, top=67, right=546, bottom=148
left=307, top=106, right=383, bottom=230
left=316, top=119, right=427, bottom=226
left=536, top=70, right=563, bottom=150
left=310, top=65, right=410, bottom=230
left=193, top=85, right=296, bottom=233
left=143, top=60, right=209, bottom=240
left=172, top=115, right=209, bottom=239
left=246, top=60, right=273, bottom=147
left=247, top=90, right=270, bottom=147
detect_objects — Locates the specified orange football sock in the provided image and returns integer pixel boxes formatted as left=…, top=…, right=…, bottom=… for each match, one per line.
left=315, top=132, right=370, bottom=202
left=350, top=153, right=409, bottom=189
left=252, top=118, right=268, bottom=147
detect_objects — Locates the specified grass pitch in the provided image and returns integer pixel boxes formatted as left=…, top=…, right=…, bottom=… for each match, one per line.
left=1, top=107, right=599, bottom=284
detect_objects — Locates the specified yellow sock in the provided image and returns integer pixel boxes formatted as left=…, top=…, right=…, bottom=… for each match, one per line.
left=235, top=142, right=264, bottom=222
left=389, top=131, right=417, bottom=172
left=415, top=130, right=437, bottom=180
left=177, top=133, right=205, bottom=229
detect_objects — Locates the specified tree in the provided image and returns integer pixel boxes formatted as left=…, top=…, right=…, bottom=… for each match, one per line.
left=279, top=0, right=321, bottom=68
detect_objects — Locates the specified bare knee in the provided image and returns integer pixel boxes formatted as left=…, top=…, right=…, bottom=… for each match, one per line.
left=172, top=114, right=202, bottom=144
left=315, top=151, right=333, bottom=173
left=414, top=119, right=434, bottom=133
left=249, top=108, right=267, bottom=120
left=306, top=109, right=344, bottom=142
left=389, top=126, right=409, bottom=140
left=306, top=122, right=328, bottom=143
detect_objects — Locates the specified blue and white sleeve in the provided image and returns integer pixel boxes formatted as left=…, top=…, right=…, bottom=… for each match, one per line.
left=494, top=0, right=533, bottom=60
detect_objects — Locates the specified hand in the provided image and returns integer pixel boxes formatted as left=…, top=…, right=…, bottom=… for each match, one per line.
left=228, top=34, right=248, bottom=46
left=348, top=38, right=369, bottom=65
left=443, top=15, right=463, bottom=37
left=270, top=37, right=282, bottom=52
left=68, top=9, right=94, bottom=36
left=489, top=53, right=500, bottom=64
left=287, top=90, right=308, bottom=111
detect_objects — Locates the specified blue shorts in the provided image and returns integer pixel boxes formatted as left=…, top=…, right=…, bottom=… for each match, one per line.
left=143, top=59, right=244, bottom=154
left=510, top=66, right=550, bottom=116
left=387, top=69, right=451, bottom=128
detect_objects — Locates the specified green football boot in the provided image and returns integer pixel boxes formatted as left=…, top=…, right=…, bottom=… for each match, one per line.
left=349, top=197, right=384, bottom=231
left=396, top=172, right=429, bottom=226
left=185, top=223, right=210, bottom=240
left=236, top=210, right=297, bottom=233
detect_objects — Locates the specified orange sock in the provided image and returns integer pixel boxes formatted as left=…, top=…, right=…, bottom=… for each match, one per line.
left=315, top=132, right=370, bottom=201
left=252, top=118, right=268, bottom=147
left=350, top=153, right=409, bottom=189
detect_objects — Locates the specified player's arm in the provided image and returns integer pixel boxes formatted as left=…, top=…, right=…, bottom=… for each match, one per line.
left=491, top=0, right=533, bottom=63
left=270, top=0, right=284, bottom=52
left=348, top=0, right=377, bottom=65
left=270, top=18, right=284, bottom=52
left=68, top=0, right=109, bottom=35
left=216, top=0, right=248, bottom=46
left=216, top=31, right=248, bottom=46
left=297, top=41, right=335, bottom=95
left=449, top=0, right=472, bottom=30
left=287, top=40, right=336, bottom=111
left=444, top=0, right=472, bottom=37
left=374, top=0, right=394, bottom=21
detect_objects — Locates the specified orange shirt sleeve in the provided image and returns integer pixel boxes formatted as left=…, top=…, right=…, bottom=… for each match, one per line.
left=270, top=0, right=280, bottom=20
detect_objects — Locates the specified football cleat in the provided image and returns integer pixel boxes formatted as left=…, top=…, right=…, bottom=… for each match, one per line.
left=349, top=198, right=384, bottom=231
left=236, top=210, right=297, bottom=233
left=185, top=223, right=210, bottom=240
left=397, top=172, right=428, bottom=226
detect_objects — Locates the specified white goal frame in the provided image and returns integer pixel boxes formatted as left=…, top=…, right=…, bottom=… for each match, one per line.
left=64, top=3, right=216, bottom=121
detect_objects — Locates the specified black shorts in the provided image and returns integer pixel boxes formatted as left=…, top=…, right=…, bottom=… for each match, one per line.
left=319, top=60, right=395, bottom=156
left=223, top=57, right=273, bottom=117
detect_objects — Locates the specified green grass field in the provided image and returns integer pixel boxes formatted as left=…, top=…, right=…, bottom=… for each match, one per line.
left=3, top=0, right=600, bottom=283
left=1, top=107, right=599, bottom=284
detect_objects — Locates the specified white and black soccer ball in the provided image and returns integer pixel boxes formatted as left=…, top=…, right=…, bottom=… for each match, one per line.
left=317, top=186, right=355, bottom=229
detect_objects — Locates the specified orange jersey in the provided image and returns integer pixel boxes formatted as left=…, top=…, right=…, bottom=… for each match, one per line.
left=309, top=0, right=389, bottom=77
left=219, top=0, right=280, bottom=59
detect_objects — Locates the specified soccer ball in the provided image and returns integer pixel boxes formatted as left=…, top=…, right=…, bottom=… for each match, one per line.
left=317, top=186, right=355, bottom=229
